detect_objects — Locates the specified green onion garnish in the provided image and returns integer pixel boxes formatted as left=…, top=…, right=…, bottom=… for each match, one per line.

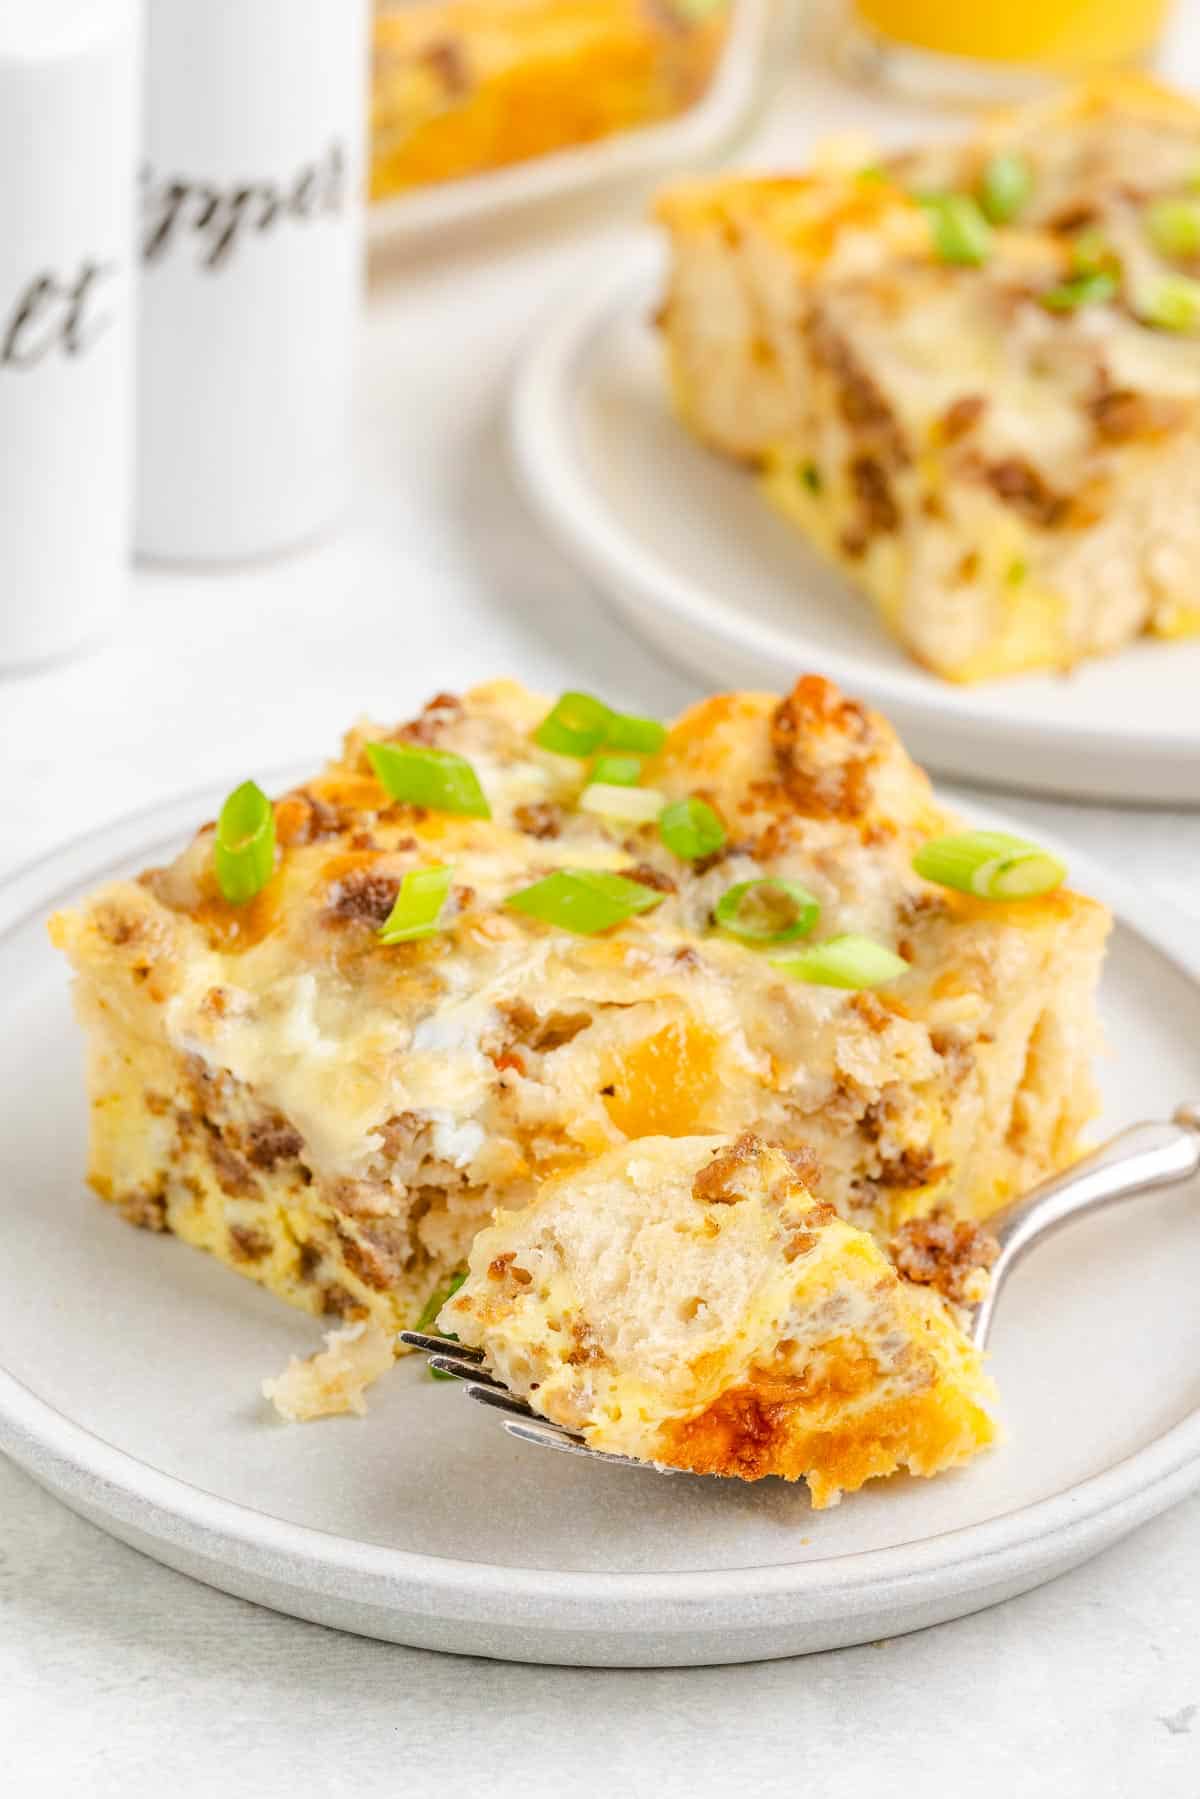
left=800, top=461, right=822, bottom=495
left=416, top=1268, right=466, bottom=1331
left=504, top=868, right=665, bottom=935
left=923, top=193, right=992, bottom=267
left=713, top=877, right=820, bottom=945
left=604, top=711, right=667, bottom=755
left=378, top=864, right=454, bottom=944
left=1139, top=272, right=1200, bottom=332
left=1071, top=228, right=1115, bottom=276
left=213, top=780, right=276, bottom=905
left=1039, top=271, right=1117, bottom=312
left=589, top=753, right=643, bottom=787
left=579, top=783, right=665, bottom=825
left=979, top=152, right=1032, bottom=225
left=1146, top=196, right=1200, bottom=259
left=658, top=797, right=726, bottom=862
left=415, top=1269, right=467, bottom=1378
left=534, top=694, right=667, bottom=758
left=857, top=163, right=887, bottom=185
left=534, top=691, right=612, bottom=758
left=366, top=741, right=490, bottom=818
left=913, top=830, right=1066, bottom=899
left=771, top=934, right=909, bottom=990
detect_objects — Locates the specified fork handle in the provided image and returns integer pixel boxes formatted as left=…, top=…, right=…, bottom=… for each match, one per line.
left=970, top=1110, right=1200, bottom=1348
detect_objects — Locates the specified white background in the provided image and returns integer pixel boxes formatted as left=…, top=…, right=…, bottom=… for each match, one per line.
left=4, top=5, right=1200, bottom=1793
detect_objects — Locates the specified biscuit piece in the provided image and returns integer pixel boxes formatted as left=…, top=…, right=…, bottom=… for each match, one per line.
left=447, top=1134, right=996, bottom=1505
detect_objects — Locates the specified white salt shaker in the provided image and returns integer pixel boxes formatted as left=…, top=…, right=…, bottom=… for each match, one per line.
left=136, top=0, right=369, bottom=563
left=0, top=0, right=140, bottom=670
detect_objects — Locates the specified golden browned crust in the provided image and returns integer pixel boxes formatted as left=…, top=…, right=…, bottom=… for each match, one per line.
left=657, top=1363, right=993, bottom=1504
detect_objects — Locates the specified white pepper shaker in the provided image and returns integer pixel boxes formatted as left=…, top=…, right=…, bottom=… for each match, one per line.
left=0, top=0, right=140, bottom=670
left=136, top=0, right=369, bottom=563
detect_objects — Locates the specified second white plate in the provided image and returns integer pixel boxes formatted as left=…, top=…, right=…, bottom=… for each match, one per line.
left=511, top=238, right=1200, bottom=804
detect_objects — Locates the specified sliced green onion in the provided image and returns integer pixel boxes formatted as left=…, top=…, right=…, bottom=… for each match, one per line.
left=366, top=741, right=490, bottom=818
left=771, top=934, right=909, bottom=990
left=1006, top=557, right=1028, bottom=586
left=589, top=753, right=643, bottom=787
left=534, top=692, right=667, bottom=758
left=1139, top=272, right=1200, bottom=332
left=1040, top=270, right=1117, bottom=312
left=415, top=1269, right=467, bottom=1377
left=416, top=1268, right=467, bottom=1332
left=913, top=829, right=1066, bottom=899
left=713, top=878, right=820, bottom=945
left=1071, top=228, right=1115, bottom=276
left=923, top=193, right=992, bottom=266
left=1145, top=196, right=1200, bottom=258
left=658, top=797, right=726, bottom=862
left=213, top=780, right=276, bottom=905
left=857, top=163, right=887, bottom=185
left=800, top=461, right=823, bottom=495
left=979, top=152, right=1032, bottom=225
left=578, top=783, right=665, bottom=825
left=604, top=711, right=667, bottom=755
left=533, top=691, right=612, bottom=758
left=378, top=864, right=454, bottom=944
left=505, top=868, right=664, bottom=934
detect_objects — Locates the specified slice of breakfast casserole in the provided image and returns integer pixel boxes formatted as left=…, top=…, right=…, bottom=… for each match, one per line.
left=446, top=1133, right=997, bottom=1505
left=656, top=77, right=1200, bottom=679
left=370, top=0, right=730, bottom=201
left=51, top=675, right=1107, bottom=1425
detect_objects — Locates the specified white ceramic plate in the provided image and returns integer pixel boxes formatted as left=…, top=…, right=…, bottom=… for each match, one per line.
left=3, top=786, right=1200, bottom=1667
left=367, top=0, right=773, bottom=249
left=510, top=239, right=1200, bottom=805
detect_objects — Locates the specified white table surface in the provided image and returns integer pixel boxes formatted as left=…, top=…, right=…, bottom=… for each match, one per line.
left=4, top=9, right=1200, bottom=1793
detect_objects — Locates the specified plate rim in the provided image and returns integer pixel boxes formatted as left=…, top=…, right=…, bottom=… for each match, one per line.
left=507, top=239, right=1200, bottom=768
left=3, top=781, right=1200, bottom=1626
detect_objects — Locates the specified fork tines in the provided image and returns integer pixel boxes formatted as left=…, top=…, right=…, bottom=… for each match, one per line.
left=397, top=1329, right=484, bottom=1362
left=399, top=1328, right=582, bottom=1440
left=398, top=1326, right=652, bottom=1467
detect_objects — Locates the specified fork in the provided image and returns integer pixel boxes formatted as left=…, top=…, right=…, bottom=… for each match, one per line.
left=398, top=1107, right=1200, bottom=1472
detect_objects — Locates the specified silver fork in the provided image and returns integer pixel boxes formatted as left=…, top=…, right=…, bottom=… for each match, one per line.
left=399, top=1107, right=1200, bottom=1471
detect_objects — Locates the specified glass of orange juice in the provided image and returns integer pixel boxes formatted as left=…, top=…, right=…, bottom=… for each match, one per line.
left=842, top=0, right=1174, bottom=101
